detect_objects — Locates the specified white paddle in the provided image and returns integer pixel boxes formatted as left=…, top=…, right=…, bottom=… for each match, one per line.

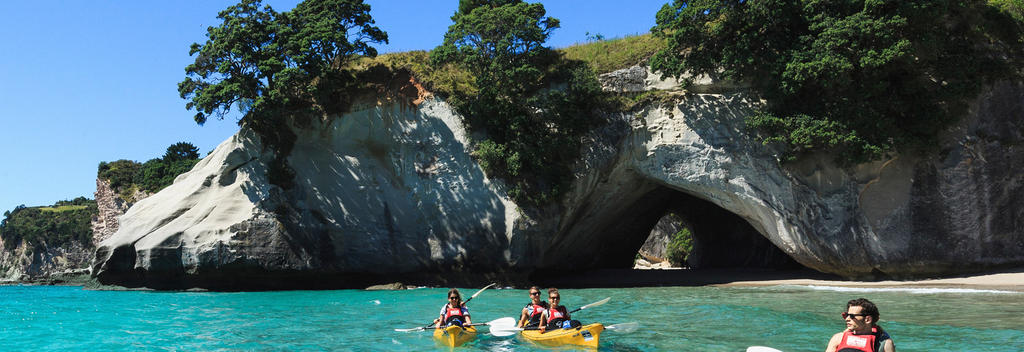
left=395, top=316, right=514, bottom=332
left=605, top=321, right=639, bottom=333
left=489, top=297, right=612, bottom=336
left=747, top=346, right=784, bottom=352
left=394, top=283, right=498, bottom=332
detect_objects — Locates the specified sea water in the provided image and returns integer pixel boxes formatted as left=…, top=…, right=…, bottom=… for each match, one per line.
left=2, top=285, right=1022, bottom=351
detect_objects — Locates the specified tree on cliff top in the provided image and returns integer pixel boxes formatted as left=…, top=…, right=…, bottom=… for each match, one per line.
left=431, top=0, right=603, bottom=204
left=650, top=0, right=1024, bottom=163
left=177, top=0, right=388, bottom=126
left=162, top=142, right=200, bottom=162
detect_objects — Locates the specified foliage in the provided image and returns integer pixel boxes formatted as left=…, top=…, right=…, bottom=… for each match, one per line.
left=651, top=0, right=1024, bottom=163
left=560, top=33, right=666, bottom=74
left=97, top=142, right=202, bottom=200
left=990, top=0, right=1024, bottom=22
left=178, top=0, right=388, bottom=126
left=163, top=142, right=201, bottom=162
left=666, top=227, right=693, bottom=267
left=431, top=0, right=605, bottom=205
left=0, top=197, right=97, bottom=251
left=178, top=0, right=387, bottom=189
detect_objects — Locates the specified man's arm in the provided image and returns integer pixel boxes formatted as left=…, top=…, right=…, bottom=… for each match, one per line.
left=517, top=307, right=529, bottom=327
left=825, top=332, right=843, bottom=352
left=882, top=338, right=895, bottom=352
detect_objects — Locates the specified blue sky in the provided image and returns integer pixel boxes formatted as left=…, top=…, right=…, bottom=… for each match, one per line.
left=0, top=0, right=666, bottom=214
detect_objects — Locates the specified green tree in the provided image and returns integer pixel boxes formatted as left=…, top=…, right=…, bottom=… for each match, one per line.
left=163, top=142, right=200, bottom=162
left=666, top=227, right=693, bottom=267
left=432, top=0, right=603, bottom=204
left=178, top=0, right=388, bottom=126
left=650, top=0, right=1024, bottom=163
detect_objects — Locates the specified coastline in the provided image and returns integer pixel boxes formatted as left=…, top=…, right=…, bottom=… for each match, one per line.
left=534, top=267, right=1024, bottom=292
left=719, top=269, right=1024, bottom=292
left=5, top=267, right=1023, bottom=293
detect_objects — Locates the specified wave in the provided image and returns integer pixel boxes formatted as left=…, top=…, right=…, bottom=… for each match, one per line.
left=791, top=285, right=1019, bottom=294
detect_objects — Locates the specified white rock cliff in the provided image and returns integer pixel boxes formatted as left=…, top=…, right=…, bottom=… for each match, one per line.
left=91, top=67, right=1024, bottom=289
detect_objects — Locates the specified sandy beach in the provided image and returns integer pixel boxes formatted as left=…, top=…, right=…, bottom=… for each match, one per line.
left=536, top=267, right=1024, bottom=292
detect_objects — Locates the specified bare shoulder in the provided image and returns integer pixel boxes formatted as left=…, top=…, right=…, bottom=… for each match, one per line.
left=883, top=338, right=895, bottom=352
left=824, top=332, right=844, bottom=352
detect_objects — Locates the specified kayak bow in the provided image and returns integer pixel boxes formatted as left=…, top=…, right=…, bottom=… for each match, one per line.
left=433, top=325, right=477, bottom=347
left=521, top=323, right=604, bottom=348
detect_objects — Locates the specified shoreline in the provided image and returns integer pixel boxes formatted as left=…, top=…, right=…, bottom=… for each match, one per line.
left=535, top=267, right=1024, bottom=292
left=5, top=268, right=1023, bottom=292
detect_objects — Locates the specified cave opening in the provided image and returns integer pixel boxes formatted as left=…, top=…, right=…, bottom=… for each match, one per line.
left=531, top=184, right=815, bottom=287
left=630, top=185, right=804, bottom=271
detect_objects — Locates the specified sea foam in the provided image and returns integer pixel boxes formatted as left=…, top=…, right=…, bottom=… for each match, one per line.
left=793, top=285, right=1019, bottom=294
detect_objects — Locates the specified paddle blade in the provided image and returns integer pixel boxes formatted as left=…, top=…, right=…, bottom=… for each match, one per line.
left=487, top=317, right=522, bottom=337
left=487, top=317, right=517, bottom=327
left=571, top=297, right=612, bottom=313
left=582, top=297, right=610, bottom=310
left=487, top=325, right=520, bottom=337
left=747, top=346, right=784, bottom=352
left=605, top=321, right=639, bottom=333
left=471, top=283, right=497, bottom=298
left=394, top=327, right=425, bottom=332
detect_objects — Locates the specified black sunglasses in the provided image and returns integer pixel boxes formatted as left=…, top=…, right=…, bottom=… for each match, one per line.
left=549, top=296, right=560, bottom=300
left=842, top=312, right=868, bottom=319
left=530, top=292, right=540, bottom=296
left=449, top=296, right=459, bottom=300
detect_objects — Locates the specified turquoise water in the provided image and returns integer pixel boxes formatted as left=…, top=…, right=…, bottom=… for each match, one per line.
left=2, top=285, right=1022, bottom=351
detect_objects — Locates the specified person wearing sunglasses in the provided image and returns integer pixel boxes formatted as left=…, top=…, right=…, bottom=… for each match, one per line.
left=825, top=298, right=894, bottom=352
left=433, top=288, right=472, bottom=328
left=517, top=286, right=549, bottom=328
left=538, top=288, right=581, bottom=332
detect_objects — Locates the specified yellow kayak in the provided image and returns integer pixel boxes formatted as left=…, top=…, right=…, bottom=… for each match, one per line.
left=433, top=325, right=477, bottom=347
left=521, top=323, right=604, bottom=348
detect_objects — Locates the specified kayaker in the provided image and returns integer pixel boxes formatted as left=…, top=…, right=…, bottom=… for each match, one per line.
left=434, top=288, right=472, bottom=327
left=538, top=288, right=581, bottom=332
left=517, top=286, right=549, bottom=328
left=825, top=298, right=895, bottom=352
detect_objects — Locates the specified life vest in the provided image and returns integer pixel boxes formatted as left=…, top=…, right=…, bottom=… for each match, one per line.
left=524, top=301, right=549, bottom=325
left=547, top=306, right=570, bottom=325
left=837, top=327, right=889, bottom=352
left=443, top=304, right=468, bottom=325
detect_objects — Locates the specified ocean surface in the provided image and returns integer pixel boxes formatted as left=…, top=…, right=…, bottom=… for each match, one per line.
left=2, top=284, right=1022, bottom=351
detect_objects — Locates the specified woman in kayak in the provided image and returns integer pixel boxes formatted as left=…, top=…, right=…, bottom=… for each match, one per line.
left=517, top=286, right=549, bottom=328
left=539, top=288, right=581, bottom=331
left=434, top=288, right=472, bottom=327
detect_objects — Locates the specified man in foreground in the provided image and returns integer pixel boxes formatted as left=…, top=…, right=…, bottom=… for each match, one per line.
left=825, top=298, right=895, bottom=352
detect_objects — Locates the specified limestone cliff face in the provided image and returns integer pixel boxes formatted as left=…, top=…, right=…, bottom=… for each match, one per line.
left=91, top=178, right=150, bottom=246
left=92, top=99, right=518, bottom=289
left=91, top=67, right=1024, bottom=289
left=0, top=239, right=92, bottom=283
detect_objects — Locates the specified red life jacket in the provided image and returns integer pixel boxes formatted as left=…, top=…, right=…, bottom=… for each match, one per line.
left=443, top=304, right=467, bottom=322
left=548, top=306, right=569, bottom=321
left=836, top=327, right=882, bottom=352
left=525, top=302, right=548, bottom=324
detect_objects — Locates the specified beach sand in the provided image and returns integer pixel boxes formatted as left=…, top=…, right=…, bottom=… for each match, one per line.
left=535, top=267, right=1024, bottom=292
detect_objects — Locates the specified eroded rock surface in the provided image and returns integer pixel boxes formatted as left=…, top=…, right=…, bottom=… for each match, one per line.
left=91, top=67, right=1024, bottom=288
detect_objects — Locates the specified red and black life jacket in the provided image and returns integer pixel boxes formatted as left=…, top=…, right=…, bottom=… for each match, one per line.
left=524, top=301, right=549, bottom=325
left=837, top=327, right=889, bottom=352
left=547, top=305, right=570, bottom=325
left=443, top=304, right=468, bottom=325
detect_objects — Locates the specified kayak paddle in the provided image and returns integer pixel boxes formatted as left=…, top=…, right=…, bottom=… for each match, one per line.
left=569, top=296, right=610, bottom=314
left=393, top=283, right=497, bottom=332
left=395, top=316, right=513, bottom=333
left=605, top=321, right=639, bottom=333
left=489, top=297, right=612, bottom=337
left=747, top=347, right=784, bottom=352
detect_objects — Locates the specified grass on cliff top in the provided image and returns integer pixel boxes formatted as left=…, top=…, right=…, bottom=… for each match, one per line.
left=38, top=205, right=89, bottom=212
left=559, top=33, right=666, bottom=74
left=360, top=32, right=666, bottom=98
